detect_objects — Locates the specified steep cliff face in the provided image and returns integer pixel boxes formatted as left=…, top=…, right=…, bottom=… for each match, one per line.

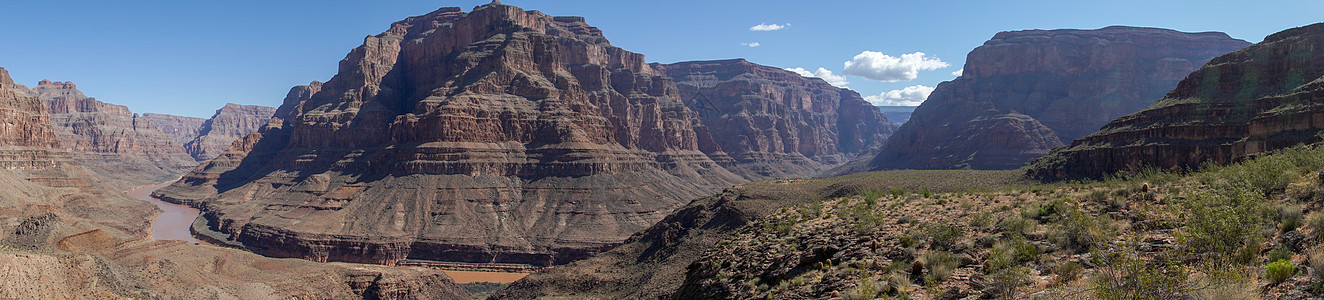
left=182, top=103, right=275, bottom=161
left=154, top=3, right=748, bottom=266
left=30, top=80, right=198, bottom=187
left=1029, top=23, right=1324, bottom=180
left=0, top=68, right=69, bottom=170
left=866, top=26, right=1249, bottom=171
left=653, top=59, right=893, bottom=179
left=140, top=113, right=206, bottom=144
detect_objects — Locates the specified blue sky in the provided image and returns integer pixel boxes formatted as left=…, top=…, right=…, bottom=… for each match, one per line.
left=0, top=1, right=1319, bottom=117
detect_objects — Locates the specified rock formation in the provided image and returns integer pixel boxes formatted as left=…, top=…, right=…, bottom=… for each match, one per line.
left=154, top=2, right=755, bottom=267
left=182, top=103, right=275, bottom=161
left=1029, top=23, right=1324, bottom=180
left=0, top=66, right=470, bottom=299
left=30, top=80, right=198, bottom=187
left=863, top=26, right=1249, bottom=171
left=141, top=113, right=206, bottom=144
left=0, top=68, right=69, bottom=170
left=877, top=106, right=916, bottom=126
left=653, top=59, right=894, bottom=179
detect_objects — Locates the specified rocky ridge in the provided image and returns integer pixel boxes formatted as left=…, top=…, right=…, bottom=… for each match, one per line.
left=1029, top=23, right=1324, bottom=180
left=182, top=103, right=276, bottom=161
left=862, top=26, right=1249, bottom=171
left=29, top=80, right=198, bottom=187
left=140, top=113, right=206, bottom=145
left=154, top=2, right=751, bottom=267
left=653, top=59, right=893, bottom=179
left=0, top=66, right=469, bottom=299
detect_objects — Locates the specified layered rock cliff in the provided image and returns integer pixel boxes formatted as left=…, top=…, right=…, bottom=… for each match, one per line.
left=30, top=80, right=198, bottom=187
left=653, top=59, right=893, bottom=179
left=864, top=26, right=1249, bottom=171
left=0, top=68, right=69, bottom=170
left=182, top=103, right=275, bottom=161
left=141, top=113, right=206, bottom=144
left=154, top=3, right=752, bottom=266
left=1029, top=23, right=1324, bottom=180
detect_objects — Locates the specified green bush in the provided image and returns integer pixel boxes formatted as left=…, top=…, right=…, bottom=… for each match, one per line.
left=1092, top=248, right=1189, bottom=300
left=1054, top=261, right=1083, bottom=285
left=997, top=215, right=1035, bottom=238
left=1265, top=259, right=1296, bottom=284
left=1050, top=206, right=1115, bottom=252
left=1307, top=212, right=1324, bottom=238
left=922, top=251, right=958, bottom=286
left=1174, top=187, right=1268, bottom=263
left=1268, top=247, right=1292, bottom=263
left=1279, top=203, right=1304, bottom=233
left=924, top=223, right=965, bottom=249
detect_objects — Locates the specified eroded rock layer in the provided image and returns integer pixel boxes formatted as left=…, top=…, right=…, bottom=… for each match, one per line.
left=30, top=80, right=198, bottom=187
left=654, top=59, right=893, bottom=179
left=154, top=3, right=752, bottom=266
left=866, top=26, right=1249, bottom=171
left=183, top=103, right=276, bottom=161
left=0, top=68, right=68, bottom=170
left=140, top=113, right=206, bottom=145
left=1029, top=23, right=1324, bottom=180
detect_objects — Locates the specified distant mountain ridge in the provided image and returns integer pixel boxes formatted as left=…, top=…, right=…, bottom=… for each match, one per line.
left=1030, top=23, right=1324, bottom=180
left=855, top=26, right=1249, bottom=172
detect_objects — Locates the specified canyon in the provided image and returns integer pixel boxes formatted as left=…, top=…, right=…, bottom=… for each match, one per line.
left=152, top=2, right=893, bottom=268
left=859, top=26, right=1249, bottom=171
left=0, top=67, right=470, bottom=298
left=1029, top=23, right=1324, bottom=180
left=182, top=103, right=276, bottom=161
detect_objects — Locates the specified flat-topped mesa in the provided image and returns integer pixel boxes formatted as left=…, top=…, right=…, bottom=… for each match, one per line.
left=862, top=26, right=1249, bottom=171
left=182, top=103, right=275, bottom=161
left=0, top=68, right=69, bottom=170
left=653, top=59, right=894, bottom=179
left=29, top=79, right=198, bottom=187
left=1029, top=23, right=1324, bottom=180
left=155, top=3, right=744, bottom=266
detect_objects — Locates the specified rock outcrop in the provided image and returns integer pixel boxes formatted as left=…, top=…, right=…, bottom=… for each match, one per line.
left=182, top=103, right=275, bottom=161
left=1029, top=23, right=1324, bottom=180
left=154, top=3, right=754, bottom=267
left=653, top=59, right=894, bottom=179
left=140, top=113, right=206, bottom=144
left=30, top=80, right=198, bottom=187
left=864, top=26, right=1249, bottom=171
left=0, top=68, right=69, bottom=170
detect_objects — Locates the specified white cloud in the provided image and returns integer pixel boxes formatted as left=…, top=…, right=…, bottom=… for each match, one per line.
left=749, top=23, right=789, bottom=31
left=864, top=85, right=935, bottom=106
left=785, top=67, right=849, bottom=87
left=740, top=42, right=761, bottom=47
left=841, top=51, right=950, bottom=82
left=952, top=68, right=964, bottom=76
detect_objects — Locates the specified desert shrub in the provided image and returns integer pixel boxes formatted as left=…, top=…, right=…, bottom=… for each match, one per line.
left=1092, top=247, right=1189, bottom=300
left=923, top=223, right=965, bottom=249
left=997, top=215, right=1035, bottom=238
left=1268, top=247, right=1293, bottom=263
left=922, top=251, right=958, bottom=286
left=859, top=189, right=886, bottom=206
left=1174, top=187, right=1268, bottom=263
left=1265, top=259, right=1297, bottom=284
left=1278, top=203, right=1304, bottom=233
left=1053, top=261, right=1083, bottom=285
left=899, top=236, right=917, bottom=248
left=1308, top=212, right=1324, bottom=238
left=921, top=187, right=933, bottom=198
left=890, top=187, right=906, bottom=197
left=1049, top=205, right=1115, bottom=252
left=970, top=211, right=993, bottom=228
left=985, top=266, right=1030, bottom=299
left=1197, top=145, right=1324, bottom=195
left=1308, top=247, right=1324, bottom=282
left=843, top=274, right=882, bottom=300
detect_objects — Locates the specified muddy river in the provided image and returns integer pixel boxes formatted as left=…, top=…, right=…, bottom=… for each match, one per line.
left=126, top=179, right=201, bottom=244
